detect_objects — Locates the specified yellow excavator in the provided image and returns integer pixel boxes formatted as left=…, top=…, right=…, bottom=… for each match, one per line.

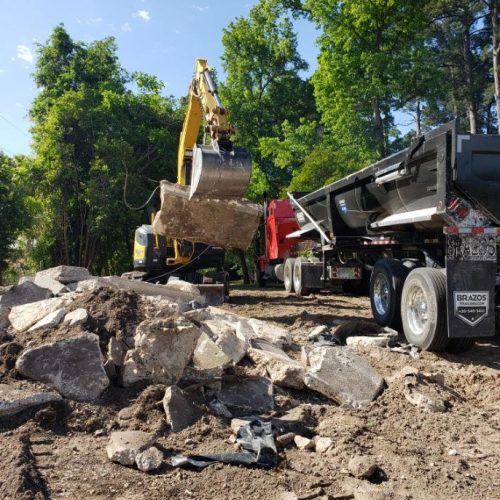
left=132, top=59, right=261, bottom=285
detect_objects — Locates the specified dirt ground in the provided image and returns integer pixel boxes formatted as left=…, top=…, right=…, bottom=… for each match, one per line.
left=1, top=284, right=499, bottom=500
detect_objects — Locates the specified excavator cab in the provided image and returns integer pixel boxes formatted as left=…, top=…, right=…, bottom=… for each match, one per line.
left=152, top=59, right=261, bottom=250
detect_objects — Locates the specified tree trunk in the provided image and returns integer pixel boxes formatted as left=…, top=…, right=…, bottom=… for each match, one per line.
left=463, top=10, right=478, bottom=133
left=491, top=0, right=500, bottom=132
left=372, top=97, right=385, bottom=157
left=236, top=249, right=250, bottom=284
left=415, top=98, right=421, bottom=136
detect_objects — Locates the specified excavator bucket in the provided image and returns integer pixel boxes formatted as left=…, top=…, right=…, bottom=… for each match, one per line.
left=152, top=181, right=262, bottom=249
left=189, top=144, right=252, bottom=199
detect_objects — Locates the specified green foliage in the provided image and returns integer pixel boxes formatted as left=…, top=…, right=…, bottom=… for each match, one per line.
left=28, top=25, right=182, bottom=275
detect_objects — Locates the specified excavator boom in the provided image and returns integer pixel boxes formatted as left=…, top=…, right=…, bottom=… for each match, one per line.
left=153, top=58, right=261, bottom=250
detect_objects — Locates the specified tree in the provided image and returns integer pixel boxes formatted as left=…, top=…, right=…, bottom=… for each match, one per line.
left=28, top=25, right=182, bottom=275
left=220, top=0, right=316, bottom=197
left=0, top=153, right=24, bottom=283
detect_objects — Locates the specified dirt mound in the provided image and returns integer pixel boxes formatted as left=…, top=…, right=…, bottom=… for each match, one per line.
left=0, top=430, right=49, bottom=500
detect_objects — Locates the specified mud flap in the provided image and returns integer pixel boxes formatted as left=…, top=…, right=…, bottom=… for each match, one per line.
left=152, top=181, right=262, bottom=250
left=446, top=232, right=497, bottom=338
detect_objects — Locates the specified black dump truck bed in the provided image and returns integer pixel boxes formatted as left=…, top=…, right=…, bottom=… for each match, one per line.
left=295, top=121, right=500, bottom=238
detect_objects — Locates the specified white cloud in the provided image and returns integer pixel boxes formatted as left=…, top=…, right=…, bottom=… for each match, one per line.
left=133, top=10, right=150, bottom=21
left=16, top=45, right=33, bottom=64
left=192, top=5, right=209, bottom=12
left=121, top=22, right=132, bottom=32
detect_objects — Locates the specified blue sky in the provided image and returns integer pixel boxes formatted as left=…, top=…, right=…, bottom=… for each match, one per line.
left=0, top=0, right=319, bottom=156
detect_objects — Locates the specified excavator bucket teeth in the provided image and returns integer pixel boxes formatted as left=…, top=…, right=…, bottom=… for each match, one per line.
left=190, top=145, right=252, bottom=199
left=152, top=181, right=262, bottom=249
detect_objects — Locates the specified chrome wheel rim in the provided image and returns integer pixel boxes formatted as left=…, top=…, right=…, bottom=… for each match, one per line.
left=406, top=284, right=428, bottom=336
left=373, top=273, right=390, bottom=316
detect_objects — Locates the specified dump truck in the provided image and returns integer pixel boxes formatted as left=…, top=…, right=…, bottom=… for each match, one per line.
left=131, top=59, right=261, bottom=297
left=283, top=121, right=500, bottom=352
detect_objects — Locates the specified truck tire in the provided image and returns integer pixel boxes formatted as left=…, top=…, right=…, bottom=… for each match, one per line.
left=293, top=257, right=311, bottom=296
left=401, top=268, right=448, bottom=351
left=283, top=258, right=295, bottom=293
left=370, top=259, right=408, bottom=329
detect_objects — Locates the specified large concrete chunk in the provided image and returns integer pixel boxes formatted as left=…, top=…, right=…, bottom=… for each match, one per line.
left=304, top=346, right=384, bottom=408
left=247, top=339, right=305, bottom=389
left=34, top=275, right=68, bottom=295
left=163, top=385, right=203, bottom=432
left=28, top=308, right=66, bottom=332
left=152, top=181, right=262, bottom=250
left=106, top=431, right=156, bottom=466
left=8, top=297, right=68, bottom=332
left=192, top=332, right=232, bottom=369
left=135, top=447, right=163, bottom=472
left=63, top=308, right=88, bottom=327
left=0, top=305, right=9, bottom=329
left=121, top=317, right=201, bottom=386
left=0, top=281, right=52, bottom=308
left=0, top=383, right=62, bottom=417
left=218, top=377, right=274, bottom=414
left=15, top=333, right=109, bottom=401
left=35, top=265, right=91, bottom=284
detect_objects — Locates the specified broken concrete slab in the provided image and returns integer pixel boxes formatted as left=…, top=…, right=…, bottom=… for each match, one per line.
left=304, top=346, right=385, bottom=408
left=17, top=276, right=34, bottom=285
left=314, top=436, right=332, bottom=453
left=165, top=278, right=201, bottom=296
left=0, top=383, right=62, bottom=417
left=107, top=337, right=127, bottom=367
left=15, top=333, right=109, bottom=401
left=135, top=446, right=163, bottom=472
left=203, top=319, right=248, bottom=363
left=8, top=297, right=69, bottom=332
left=121, top=317, right=201, bottom=387
left=218, top=377, right=274, bottom=414
left=28, top=308, right=66, bottom=332
left=152, top=180, right=262, bottom=250
left=192, top=332, right=232, bottom=370
left=308, top=325, right=329, bottom=340
left=106, top=431, right=156, bottom=466
left=345, top=336, right=392, bottom=348
left=0, top=281, right=52, bottom=308
left=63, top=308, right=88, bottom=327
left=34, top=275, right=68, bottom=295
left=163, top=385, right=203, bottom=432
left=35, top=265, right=91, bottom=284
left=247, top=339, right=305, bottom=389
left=294, top=435, right=314, bottom=450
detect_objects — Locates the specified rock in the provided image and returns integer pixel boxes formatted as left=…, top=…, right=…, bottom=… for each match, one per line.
left=121, top=317, right=201, bottom=386
left=135, top=446, right=163, bottom=472
left=8, top=297, right=68, bottom=332
left=230, top=417, right=253, bottom=434
left=15, top=333, right=109, bottom=401
left=348, top=455, right=379, bottom=479
left=104, top=359, right=116, bottom=379
left=345, top=336, right=392, bottom=348
left=294, top=435, right=315, bottom=450
left=0, top=282, right=52, bottom=308
left=163, top=385, right=203, bottom=432
left=270, top=406, right=314, bottom=435
left=0, top=383, right=62, bottom=417
left=247, top=339, right=305, bottom=389
left=35, top=265, right=91, bottom=284
left=34, top=275, right=68, bottom=295
left=276, top=432, right=296, bottom=447
left=63, top=308, right=88, bottom=327
left=218, top=377, right=274, bottom=414
left=118, top=406, right=134, bottom=421
left=192, top=332, right=232, bottom=369
left=106, top=431, right=156, bottom=466
left=202, top=320, right=248, bottom=363
left=180, top=365, right=224, bottom=386
left=166, top=278, right=202, bottom=298
left=304, top=346, right=384, bottom=408
left=209, top=399, right=232, bottom=418
left=107, top=337, right=127, bottom=366
left=314, top=436, right=332, bottom=453
left=247, top=318, right=291, bottom=347
left=17, top=276, right=34, bottom=285
left=0, top=305, right=10, bottom=329
left=28, top=308, right=66, bottom=332
left=308, top=325, right=329, bottom=340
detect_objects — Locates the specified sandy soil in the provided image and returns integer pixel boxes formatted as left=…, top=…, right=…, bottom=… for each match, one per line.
left=0, top=285, right=499, bottom=500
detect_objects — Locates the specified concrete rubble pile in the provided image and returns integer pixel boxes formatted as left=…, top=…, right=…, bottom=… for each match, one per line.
left=0, top=265, right=394, bottom=473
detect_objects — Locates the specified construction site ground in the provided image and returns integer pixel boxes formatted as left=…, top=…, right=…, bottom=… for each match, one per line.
left=1, top=284, right=499, bottom=500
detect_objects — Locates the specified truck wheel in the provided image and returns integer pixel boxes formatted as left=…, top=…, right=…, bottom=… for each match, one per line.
left=370, top=259, right=408, bottom=328
left=401, top=268, right=448, bottom=351
left=293, top=257, right=311, bottom=296
left=445, top=338, right=475, bottom=353
left=283, top=258, right=295, bottom=293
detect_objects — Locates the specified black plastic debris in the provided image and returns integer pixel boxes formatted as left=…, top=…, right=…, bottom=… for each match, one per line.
left=309, top=332, right=342, bottom=347
left=171, top=419, right=278, bottom=469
